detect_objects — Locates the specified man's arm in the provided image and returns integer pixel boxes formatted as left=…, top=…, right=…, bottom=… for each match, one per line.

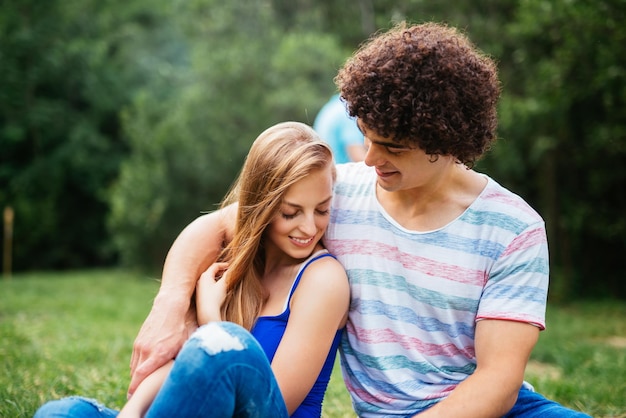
left=416, top=319, right=539, bottom=418
left=119, top=361, right=174, bottom=418
left=128, top=206, right=236, bottom=396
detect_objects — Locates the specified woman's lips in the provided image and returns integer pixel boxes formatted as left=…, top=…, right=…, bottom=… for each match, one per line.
left=290, top=236, right=314, bottom=247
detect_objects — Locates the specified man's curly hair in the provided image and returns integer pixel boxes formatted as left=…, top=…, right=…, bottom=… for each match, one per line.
left=336, top=22, right=501, bottom=166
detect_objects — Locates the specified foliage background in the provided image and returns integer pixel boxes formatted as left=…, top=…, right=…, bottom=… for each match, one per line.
left=1, top=0, right=625, bottom=299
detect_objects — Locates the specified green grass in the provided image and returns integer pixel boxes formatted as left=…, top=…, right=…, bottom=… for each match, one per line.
left=1, top=271, right=624, bottom=417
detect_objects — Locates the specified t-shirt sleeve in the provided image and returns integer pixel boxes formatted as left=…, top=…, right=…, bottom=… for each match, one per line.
left=476, top=221, right=549, bottom=329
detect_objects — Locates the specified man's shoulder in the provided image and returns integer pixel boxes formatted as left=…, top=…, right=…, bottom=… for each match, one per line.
left=480, top=177, right=545, bottom=224
left=331, top=164, right=375, bottom=214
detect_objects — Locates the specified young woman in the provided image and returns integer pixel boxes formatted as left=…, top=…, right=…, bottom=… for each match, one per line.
left=34, top=122, right=349, bottom=418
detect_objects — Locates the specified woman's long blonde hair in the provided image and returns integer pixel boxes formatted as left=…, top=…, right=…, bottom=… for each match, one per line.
left=219, top=121, right=334, bottom=330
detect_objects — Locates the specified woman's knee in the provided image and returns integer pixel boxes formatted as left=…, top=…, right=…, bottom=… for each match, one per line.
left=34, top=396, right=116, bottom=418
left=171, top=321, right=270, bottom=384
left=145, top=322, right=282, bottom=416
left=184, top=322, right=263, bottom=359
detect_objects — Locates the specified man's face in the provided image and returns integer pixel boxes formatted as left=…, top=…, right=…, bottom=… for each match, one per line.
left=358, top=121, right=449, bottom=194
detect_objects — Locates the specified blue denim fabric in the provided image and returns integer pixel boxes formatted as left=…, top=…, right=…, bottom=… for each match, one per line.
left=34, top=322, right=288, bottom=418
left=33, top=396, right=118, bottom=418
left=503, top=386, right=592, bottom=418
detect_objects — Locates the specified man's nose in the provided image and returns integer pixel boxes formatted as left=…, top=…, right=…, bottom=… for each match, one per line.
left=364, top=142, right=384, bottom=167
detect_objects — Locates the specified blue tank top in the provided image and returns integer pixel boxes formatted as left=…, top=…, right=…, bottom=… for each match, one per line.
left=251, top=251, right=344, bottom=418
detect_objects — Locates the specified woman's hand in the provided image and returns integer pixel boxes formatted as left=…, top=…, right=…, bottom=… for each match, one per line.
left=196, top=262, right=229, bottom=325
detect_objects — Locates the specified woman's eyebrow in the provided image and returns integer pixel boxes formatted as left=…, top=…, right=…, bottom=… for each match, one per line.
left=283, top=196, right=332, bottom=208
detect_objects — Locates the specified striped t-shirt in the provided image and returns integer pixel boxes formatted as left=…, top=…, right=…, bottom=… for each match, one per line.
left=324, top=163, right=549, bottom=417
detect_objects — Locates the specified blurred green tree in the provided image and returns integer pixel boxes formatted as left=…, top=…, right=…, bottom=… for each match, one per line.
left=0, top=1, right=178, bottom=269
left=108, top=0, right=347, bottom=270
left=2, top=0, right=624, bottom=299
left=485, top=0, right=626, bottom=298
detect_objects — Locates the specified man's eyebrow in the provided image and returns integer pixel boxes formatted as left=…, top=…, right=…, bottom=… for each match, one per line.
left=356, top=120, right=409, bottom=149
left=370, top=140, right=410, bottom=149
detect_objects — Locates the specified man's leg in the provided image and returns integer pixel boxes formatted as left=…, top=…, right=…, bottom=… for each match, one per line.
left=145, top=322, right=288, bottom=418
left=504, top=386, right=592, bottom=418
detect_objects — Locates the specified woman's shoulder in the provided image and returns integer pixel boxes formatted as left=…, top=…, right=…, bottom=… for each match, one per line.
left=299, top=250, right=348, bottom=292
left=304, top=248, right=343, bottom=269
left=292, top=250, right=349, bottom=325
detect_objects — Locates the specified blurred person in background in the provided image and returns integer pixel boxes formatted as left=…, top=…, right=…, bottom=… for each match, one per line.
left=314, top=93, right=366, bottom=163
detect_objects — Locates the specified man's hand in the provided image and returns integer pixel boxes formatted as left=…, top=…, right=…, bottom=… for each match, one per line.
left=127, top=208, right=235, bottom=397
left=128, top=294, right=197, bottom=397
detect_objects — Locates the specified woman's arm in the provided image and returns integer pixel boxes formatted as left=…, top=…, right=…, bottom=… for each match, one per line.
left=128, top=206, right=236, bottom=396
left=119, top=361, right=174, bottom=418
left=415, top=319, right=539, bottom=418
left=271, top=256, right=350, bottom=414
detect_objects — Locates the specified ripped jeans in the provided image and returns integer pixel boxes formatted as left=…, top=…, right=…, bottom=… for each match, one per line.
left=34, top=322, right=289, bottom=418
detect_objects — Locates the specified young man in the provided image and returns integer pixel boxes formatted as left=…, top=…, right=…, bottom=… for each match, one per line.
left=130, top=22, right=590, bottom=417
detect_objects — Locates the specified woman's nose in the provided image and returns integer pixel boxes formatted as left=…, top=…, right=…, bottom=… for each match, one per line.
left=299, top=214, right=317, bottom=235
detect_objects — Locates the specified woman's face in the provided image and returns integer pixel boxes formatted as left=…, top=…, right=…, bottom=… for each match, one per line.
left=264, top=165, right=334, bottom=262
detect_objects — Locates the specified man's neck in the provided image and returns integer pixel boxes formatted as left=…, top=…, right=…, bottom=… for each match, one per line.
left=376, top=167, right=487, bottom=232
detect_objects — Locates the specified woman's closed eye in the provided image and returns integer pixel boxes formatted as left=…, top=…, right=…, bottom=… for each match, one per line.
left=281, top=208, right=329, bottom=219
left=281, top=212, right=298, bottom=220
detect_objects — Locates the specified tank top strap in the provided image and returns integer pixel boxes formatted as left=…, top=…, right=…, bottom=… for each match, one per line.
left=285, top=250, right=336, bottom=309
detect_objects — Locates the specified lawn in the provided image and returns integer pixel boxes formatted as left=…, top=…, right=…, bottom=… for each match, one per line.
left=1, top=270, right=624, bottom=417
